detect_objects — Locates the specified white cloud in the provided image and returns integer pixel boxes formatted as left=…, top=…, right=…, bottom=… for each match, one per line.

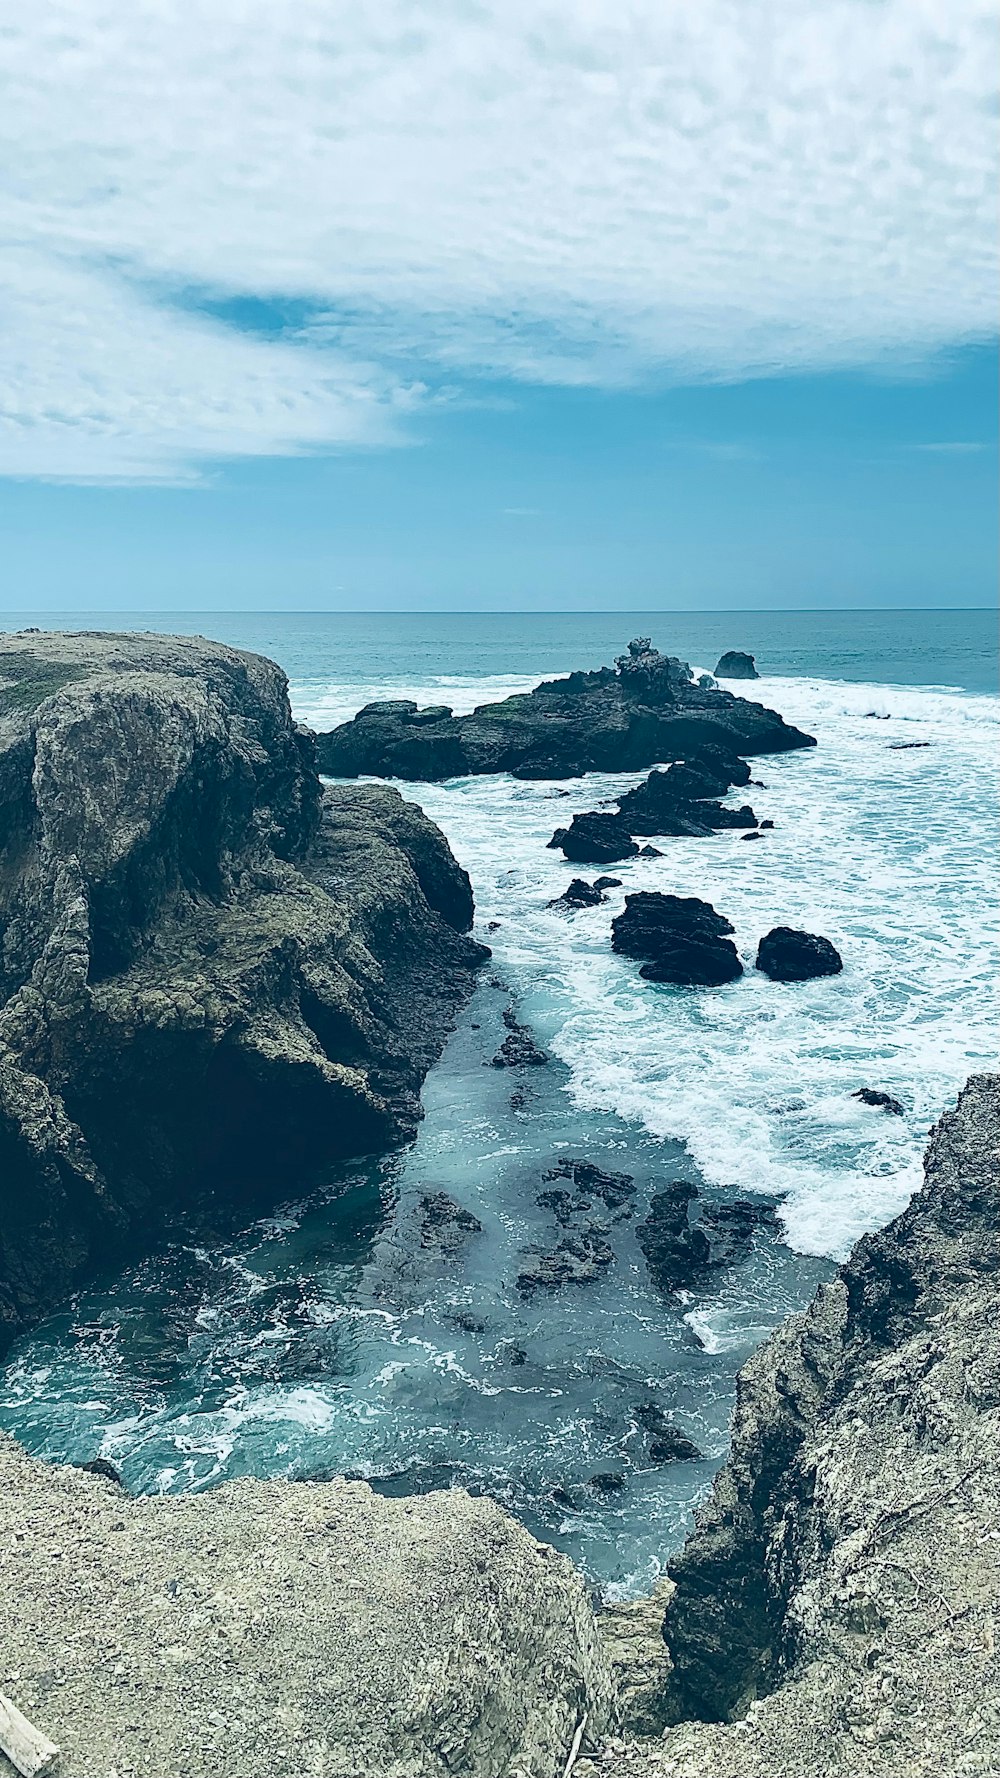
left=0, top=0, right=996, bottom=479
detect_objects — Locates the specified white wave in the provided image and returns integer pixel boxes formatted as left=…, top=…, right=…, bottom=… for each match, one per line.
left=348, top=671, right=999, bottom=1262
left=290, top=671, right=556, bottom=733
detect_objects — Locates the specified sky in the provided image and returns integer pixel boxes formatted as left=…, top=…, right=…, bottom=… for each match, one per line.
left=1, top=1, right=997, bottom=612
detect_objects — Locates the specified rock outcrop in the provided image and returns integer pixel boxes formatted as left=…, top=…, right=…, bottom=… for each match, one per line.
left=755, top=926, right=843, bottom=981
left=0, top=1432, right=610, bottom=1778
left=606, top=1074, right=1000, bottom=1778
left=0, top=632, right=488, bottom=1355
left=714, top=651, right=759, bottom=679
left=316, top=638, right=814, bottom=781
left=612, top=894, right=744, bottom=986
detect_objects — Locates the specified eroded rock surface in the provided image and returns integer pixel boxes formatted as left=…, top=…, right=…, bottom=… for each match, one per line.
left=317, top=638, right=814, bottom=781
left=714, top=651, right=759, bottom=679
left=612, top=893, right=743, bottom=987
left=606, top=1073, right=1000, bottom=1778
left=0, top=631, right=488, bottom=1354
left=755, top=926, right=843, bottom=981
left=0, top=1433, right=610, bottom=1778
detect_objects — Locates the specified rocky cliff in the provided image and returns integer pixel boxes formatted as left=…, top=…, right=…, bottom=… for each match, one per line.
left=315, top=637, right=815, bottom=780
left=0, top=631, right=488, bottom=1355
left=604, top=1072, right=1000, bottom=1778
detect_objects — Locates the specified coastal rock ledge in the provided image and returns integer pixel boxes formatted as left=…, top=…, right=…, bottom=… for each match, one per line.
left=0, top=631, right=488, bottom=1352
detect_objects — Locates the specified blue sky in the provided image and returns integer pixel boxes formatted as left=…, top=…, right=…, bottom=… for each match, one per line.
left=1, top=3, right=996, bottom=612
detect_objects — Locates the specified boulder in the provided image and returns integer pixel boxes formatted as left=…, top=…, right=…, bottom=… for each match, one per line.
left=490, top=1010, right=548, bottom=1068
left=714, top=651, right=759, bottom=679
left=416, top=1192, right=483, bottom=1253
left=517, top=1229, right=615, bottom=1293
left=612, top=893, right=744, bottom=986
left=755, top=927, right=843, bottom=981
left=549, top=811, right=640, bottom=863
left=316, top=638, right=815, bottom=781
left=548, top=877, right=607, bottom=908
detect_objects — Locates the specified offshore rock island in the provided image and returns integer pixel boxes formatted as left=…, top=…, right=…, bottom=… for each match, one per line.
left=0, top=631, right=995, bottom=1778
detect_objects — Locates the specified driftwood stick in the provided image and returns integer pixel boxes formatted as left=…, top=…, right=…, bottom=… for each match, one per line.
left=0, top=1693, right=60, bottom=1777
left=562, top=1710, right=588, bottom=1778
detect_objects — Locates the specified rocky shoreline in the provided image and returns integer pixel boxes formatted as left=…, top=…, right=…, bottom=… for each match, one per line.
left=0, top=632, right=995, bottom=1778
left=0, top=632, right=488, bottom=1353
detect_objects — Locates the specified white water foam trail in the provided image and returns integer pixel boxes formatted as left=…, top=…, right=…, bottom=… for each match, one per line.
left=302, top=672, right=999, bottom=1264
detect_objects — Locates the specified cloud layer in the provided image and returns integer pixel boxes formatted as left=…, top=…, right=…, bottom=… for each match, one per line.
left=1, top=0, right=996, bottom=479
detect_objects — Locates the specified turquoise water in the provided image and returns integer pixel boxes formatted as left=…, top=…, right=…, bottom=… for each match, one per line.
left=1, top=609, right=996, bottom=1592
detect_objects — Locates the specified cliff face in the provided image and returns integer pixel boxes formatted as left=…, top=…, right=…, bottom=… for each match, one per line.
left=606, top=1073, right=1000, bottom=1778
left=315, top=639, right=816, bottom=781
left=0, top=632, right=488, bottom=1354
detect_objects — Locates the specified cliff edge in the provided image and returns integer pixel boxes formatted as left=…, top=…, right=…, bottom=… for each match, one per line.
left=0, top=631, right=488, bottom=1354
left=605, top=1073, right=1000, bottom=1778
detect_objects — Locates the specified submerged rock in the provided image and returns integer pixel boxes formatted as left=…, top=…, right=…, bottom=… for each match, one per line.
left=517, top=1229, right=615, bottom=1293
left=544, top=1157, right=636, bottom=1211
left=714, top=650, right=759, bottom=679
left=416, top=1192, right=484, bottom=1253
left=316, top=637, right=815, bottom=780
left=548, top=811, right=640, bottom=863
left=853, top=1086, right=905, bottom=1115
left=0, top=631, right=488, bottom=1355
left=612, top=892, right=743, bottom=986
left=548, top=876, right=608, bottom=908
left=755, top=926, right=843, bottom=981
left=697, top=1198, right=782, bottom=1269
left=490, top=1009, right=548, bottom=1068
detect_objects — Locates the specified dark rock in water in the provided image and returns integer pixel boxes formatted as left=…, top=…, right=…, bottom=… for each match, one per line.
left=517, top=1229, right=615, bottom=1293
left=536, top=1188, right=581, bottom=1226
left=0, top=632, right=489, bottom=1356
left=612, top=892, right=743, bottom=987
left=854, top=1088, right=905, bottom=1116
left=634, top=1403, right=703, bottom=1464
left=548, top=877, right=607, bottom=909
left=637, top=1182, right=711, bottom=1291
left=594, top=875, right=623, bottom=890
left=888, top=741, right=931, bottom=749
left=741, top=831, right=763, bottom=840
left=637, top=844, right=663, bottom=858
left=504, top=1344, right=528, bottom=1367
left=316, top=636, right=815, bottom=781
left=760, top=819, right=774, bottom=829
left=543, top=1157, right=636, bottom=1210
left=490, top=1010, right=549, bottom=1068
left=649, top=1431, right=704, bottom=1464
left=614, top=765, right=757, bottom=840
left=698, top=1199, right=782, bottom=1269
left=416, top=1192, right=483, bottom=1253
left=714, top=651, right=759, bottom=679
left=551, top=1485, right=581, bottom=1511
left=549, top=811, right=640, bottom=863
left=79, top=1457, right=125, bottom=1487
left=756, top=927, right=843, bottom=981
left=588, top=1471, right=626, bottom=1494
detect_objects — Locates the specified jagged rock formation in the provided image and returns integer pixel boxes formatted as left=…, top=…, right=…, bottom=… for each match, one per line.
left=316, top=638, right=815, bottom=781
left=0, top=632, right=487, bottom=1355
left=714, top=651, right=759, bottom=679
left=605, top=1073, right=1000, bottom=1778
left=0, top=1433, right=610, bottom=1778
left=549, top=810, right=641, bottom=863
left=755, top=926, right=843, bottom=981
left=612, top=893, right=744, bottom=986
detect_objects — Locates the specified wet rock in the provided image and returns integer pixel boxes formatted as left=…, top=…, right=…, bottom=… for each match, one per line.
left=636, top=1182, right=711, bottom=1291
left=79, top=1457, right=125, bottom=1487
left=316, top=636, right=815, bottom=781
left=491, top=1010, right=549, bottom=1068
left=551, top=1485, right=581, bottom=1511
left=612, top=893, right=743, bottom=987
left=548, top=877, right=607, bottom=909
left=888, top=740, right=932, bottom=749
left=543, top=1158, right=636, bottom=1211
left=760, top=819, right=774, bottom=829
left=536, top=1188, right=581, bottom=1226
left=741, top=831, right=763, bottom=840
left=416, top=1192, right=483, bottom=1254
left=853, top=1087, right=905, bottom=1116
left=548, top=811, right=640, bottom=863
left=756, top=926, right=844, bottom=981
left=594, top=876, right=623, bottom=890
left=614, top=766, right=758, bottom=839
left=649, top=1430, right=704, bottom=1464
left=588, top=1471, right=627, bottom=1494
left=698, top=1198, right=782, bottom=1269
left=517, top=1230, right=615, bottom=1293
left=637, top=844, right=663, bottom=858
left=714, top=651, right=759, bottom=679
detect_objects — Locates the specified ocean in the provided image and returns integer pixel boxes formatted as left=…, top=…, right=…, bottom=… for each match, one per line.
left=1, top=608, right=996, bottom=1593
